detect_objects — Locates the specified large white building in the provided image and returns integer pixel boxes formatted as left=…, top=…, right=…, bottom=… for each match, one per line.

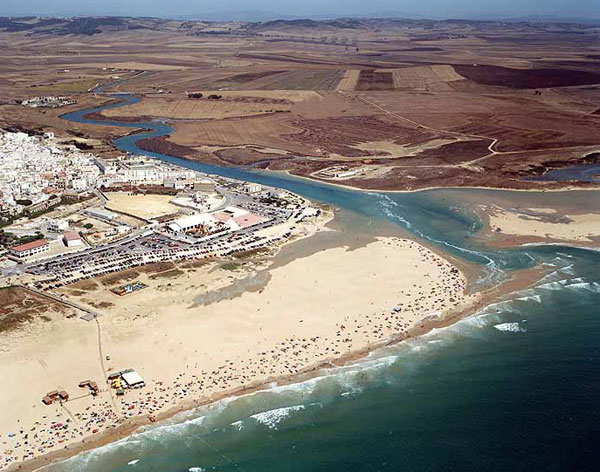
left=166, top=206, right=267, bottom=236
left=167, top=213, right=217, bottom=233
left=95, top=155, right=197, bottom=187
left=9, top=239, right=49, bottom=260
left=85, top=207, right=119, bottom=222
left=63, top=231, right=83, bottom=247
left=45, top=218, right=69, bottom=233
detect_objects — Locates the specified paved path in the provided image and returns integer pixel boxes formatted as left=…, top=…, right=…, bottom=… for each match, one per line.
left=95, top=316, right=121, bottom=417
left=21, top=285, right=122, bottom=417
left=20, top=285, right=102, bottom=320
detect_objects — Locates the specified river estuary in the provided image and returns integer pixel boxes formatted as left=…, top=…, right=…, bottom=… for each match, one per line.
left=44, top=94, right=600, bottom=472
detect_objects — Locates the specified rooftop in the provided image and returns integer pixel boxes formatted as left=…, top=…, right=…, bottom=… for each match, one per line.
left=63, top=231, right=81, bottom=241
left=11, top=239, right=49, bottom=252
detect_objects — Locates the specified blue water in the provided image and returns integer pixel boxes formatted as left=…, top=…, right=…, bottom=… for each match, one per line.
left=47, top=95, right=600, bottom=472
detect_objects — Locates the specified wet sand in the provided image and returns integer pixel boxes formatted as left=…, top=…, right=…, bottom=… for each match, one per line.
left=454, top=189, right=600, bottom=248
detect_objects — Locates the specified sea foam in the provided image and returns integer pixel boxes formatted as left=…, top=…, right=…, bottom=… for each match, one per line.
left=230, top=420, right=244, bottom=431
left=251, top=405, right=305, bottom=430
left=493, top=322, right=526, bottom=333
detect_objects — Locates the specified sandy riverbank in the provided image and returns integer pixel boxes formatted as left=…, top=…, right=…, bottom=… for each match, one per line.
left=159, top=155, right=600, bottom=195
left=280, top=167, right=600, bottom=195
left=1, top=225, right=482, bottom=471
left=481, top=204, right=600, bottom=247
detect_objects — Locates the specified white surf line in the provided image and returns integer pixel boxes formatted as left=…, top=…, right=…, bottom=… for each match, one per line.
left=370, top=192, right=499, bottom=270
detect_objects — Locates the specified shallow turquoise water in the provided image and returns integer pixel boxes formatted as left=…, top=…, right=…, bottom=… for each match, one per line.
left=46, top=97, right=600, bottom=472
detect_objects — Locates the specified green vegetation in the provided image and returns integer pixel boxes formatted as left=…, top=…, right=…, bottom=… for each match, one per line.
left=0, top=194, right=90, bottom=231
left=220, top=262, right=240, bottom=271
left=0, top=230, right=43, bottom=249
left=232, top=248, right=269, bottom=260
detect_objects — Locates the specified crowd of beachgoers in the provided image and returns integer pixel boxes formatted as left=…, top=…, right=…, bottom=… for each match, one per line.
left=1, top=238, right=471, bottom=470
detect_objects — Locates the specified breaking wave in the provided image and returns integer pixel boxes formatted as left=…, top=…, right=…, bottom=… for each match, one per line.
left=493, top=322, right=527, bottom=333
left=250, top=405, right=305, bottom=429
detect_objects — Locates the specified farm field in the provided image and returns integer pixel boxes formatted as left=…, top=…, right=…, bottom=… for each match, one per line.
left=1, top=17, right=600, bottom=190
left=102, top=97, right=292, bottom=120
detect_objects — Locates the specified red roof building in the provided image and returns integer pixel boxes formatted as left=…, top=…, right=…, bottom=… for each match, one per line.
left=9, top=239, right=49, bottom=260
left=233, top=213, right=268, bottom=229
left=63, top=231, right=83, bottom=247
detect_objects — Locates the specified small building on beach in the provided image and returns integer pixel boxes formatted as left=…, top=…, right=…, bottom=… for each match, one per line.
left=122, top=370, right=145, bottom=389
left=108, top=369, right=146, bottom=389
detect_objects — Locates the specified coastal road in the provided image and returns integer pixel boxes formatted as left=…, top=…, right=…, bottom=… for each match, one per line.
left=20, top=285, right=102, bottom=319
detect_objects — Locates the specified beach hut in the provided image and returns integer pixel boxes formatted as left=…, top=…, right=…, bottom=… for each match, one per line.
left=79, top=380, right=100, bottom=395
left=122, top=370, right=145, bottom=389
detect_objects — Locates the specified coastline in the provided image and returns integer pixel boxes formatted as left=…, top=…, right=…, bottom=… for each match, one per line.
left=11, top=259, right=540, bottom=472
left=130, top=146, right=600, bottom=196
left=2, top=21, right=600, bottom=472
left=120, top=140, right=600, bottom=196
left=4, top=94, right=596, bottom=472
left=5, top=224, right=546, bottom=472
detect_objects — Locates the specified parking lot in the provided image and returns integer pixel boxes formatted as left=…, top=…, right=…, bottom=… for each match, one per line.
left=24, top=185, right=317, bottom=290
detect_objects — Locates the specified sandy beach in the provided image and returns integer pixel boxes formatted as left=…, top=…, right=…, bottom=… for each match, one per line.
left=484, top=205, right=600, bottom=246
left=0, top=226, right=479, bottom=470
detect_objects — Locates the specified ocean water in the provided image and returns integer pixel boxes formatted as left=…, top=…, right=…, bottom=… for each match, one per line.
left=47, top=97, right=600, bottom=472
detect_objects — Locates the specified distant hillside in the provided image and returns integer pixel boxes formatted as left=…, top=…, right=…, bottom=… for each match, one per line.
left=0, top=17, right=64, bottom=32
left=248, top=18, right=365, bottom=31
left=0, top=16, right=147, bottom=35
left=1, top=15, right=597, bottom=36
left=60, top=17, right=129, bottom=35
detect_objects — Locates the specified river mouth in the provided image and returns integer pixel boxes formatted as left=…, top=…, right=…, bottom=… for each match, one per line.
left=60, top=90, right=600, bottom=291
left=46, top=89, right=600, bottom=472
